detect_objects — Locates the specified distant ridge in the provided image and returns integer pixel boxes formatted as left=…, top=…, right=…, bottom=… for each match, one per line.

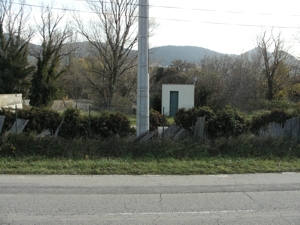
left=29, top=42, right=298, bottom=68
left=149, top=45, right=231, bottom=67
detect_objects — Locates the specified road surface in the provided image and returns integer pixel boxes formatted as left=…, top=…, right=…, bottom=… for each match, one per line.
left=1, top=173, right=300, bottom=224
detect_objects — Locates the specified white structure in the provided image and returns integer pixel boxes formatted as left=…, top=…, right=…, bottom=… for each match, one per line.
left=136, top=0, right=149, bottom=136
left=0, top=94, right=22, bottom=109
left=162, top=84, right=194, bottom=116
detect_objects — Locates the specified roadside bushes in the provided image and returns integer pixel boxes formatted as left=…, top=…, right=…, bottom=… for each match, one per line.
left=175, top=106, right=249, bottom=138
left=174, top=106, right=214, bottom=130
left=0, top=107, right=61, bottom=134
left=89, top=111, right=134, bottom=138
left=175, top=106, right=300, bottom=138
left=59, top=109, right=135, bottom=139
left=207, top=106, right=249, bottom=138
left=0, top=107, right=134, bottom=139
left=150, top=109, right=168, bottom=131
left=250, top=108, right=298, bottom=134
left=17, top=107, right=61, bottom=134
left=1, top=133, right=299, bottom=159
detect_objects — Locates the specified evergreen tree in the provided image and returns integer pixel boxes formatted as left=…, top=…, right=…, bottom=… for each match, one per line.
left=0, top=0, right=34, bottom=96
left=29, top=5, right=72, bottom=107
left=29, top=41, right=64, bottom=107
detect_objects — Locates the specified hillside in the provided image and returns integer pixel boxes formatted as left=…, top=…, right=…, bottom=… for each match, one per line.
left=149, top=45, right=230, bottom=67
left=28, top=43, right=231, bottom=67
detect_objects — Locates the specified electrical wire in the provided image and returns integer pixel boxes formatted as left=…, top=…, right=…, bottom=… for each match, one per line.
left=1, top=0, right=299, bottom=29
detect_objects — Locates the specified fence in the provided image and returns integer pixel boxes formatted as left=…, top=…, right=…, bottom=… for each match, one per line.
left=193, top=116, right=300, bottom=142
left=259, top=117, right=300, bottom=140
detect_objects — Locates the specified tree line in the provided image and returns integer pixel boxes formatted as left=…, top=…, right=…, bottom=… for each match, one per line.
left=0, top=0, right=139, bottom=108
left=1, top=0, right=299, bottom=111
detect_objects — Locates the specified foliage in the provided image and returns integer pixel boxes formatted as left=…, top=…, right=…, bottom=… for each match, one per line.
left=59, top=108, right=87, bottom=139
left=174, top=106, right=249, bottom=138
left=149, top=109, right=169, bottom=131
left=1, top=134, right=300, bottom=160
left=0, top=0, right=34, bottom=96
left=29, top=6, right=73, bottom=107
left=90, top=111, right=134, bottom=138
left=207, top=106, right=250, bottom=138
left=16, top=107, right=61, bottom=134
left=150, top=94, right=161, bottom=112
left=275, top=83, right=300, bottom=102
left=58, top=109, right=134, bottom=139
left=0, top=107, right=134, bottom=139
left=250, top=108, right=299, bottom=133
left=0, top=107, right=61, bottom=134
left=247, top=99, right=299, bottom=112
left=0, top=108, right=19, bottom=133
left=174, top=107, right=214, bottom=130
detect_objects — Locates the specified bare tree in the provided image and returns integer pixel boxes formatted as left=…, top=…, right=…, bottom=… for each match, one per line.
left=257, top=29, right=290, bottom=100
left=74, top=0, right=139, bottom=108
left=29, top=4, right=73, bottom=107
left=196, top=54, right=264, bottom=110
left=169, top=59, right=197, bottom=75
left=0, top=0, right=34, bottom=95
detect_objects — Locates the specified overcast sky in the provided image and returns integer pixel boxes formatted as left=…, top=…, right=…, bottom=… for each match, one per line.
left=29, top=0, right=300, bottom=56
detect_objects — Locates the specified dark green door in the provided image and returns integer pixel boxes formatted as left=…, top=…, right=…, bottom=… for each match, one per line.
left=170, top=91, right=179, bottom=116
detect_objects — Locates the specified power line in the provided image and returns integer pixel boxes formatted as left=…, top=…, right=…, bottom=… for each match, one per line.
left=148, top=4, right=300, bottom=18
left=76, top=0, right=300, bottom=18
left=152, top=17, right=300, bottom=29
left=1, top=0, right=300, bottom=29
left=3, top=0, right=300, bottom=18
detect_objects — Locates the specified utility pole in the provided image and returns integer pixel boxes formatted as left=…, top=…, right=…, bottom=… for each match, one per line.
left=137, top=0, right=149, bottom=136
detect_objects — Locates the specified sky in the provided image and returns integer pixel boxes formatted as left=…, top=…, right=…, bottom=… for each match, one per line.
left=28, top=0, right=300, bottom=56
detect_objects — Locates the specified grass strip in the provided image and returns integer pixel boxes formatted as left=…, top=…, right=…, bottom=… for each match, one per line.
left=1, top=157, right=300, bottom=175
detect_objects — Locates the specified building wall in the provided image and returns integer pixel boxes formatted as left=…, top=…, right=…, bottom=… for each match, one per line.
left=0, top=94, right=23, bottom=109
left=161, top=84, right=194, bottom=116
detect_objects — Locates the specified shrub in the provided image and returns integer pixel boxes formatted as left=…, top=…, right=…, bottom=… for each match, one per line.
left=17, top=107, right=61, bottom=134
left=249, top=99, right=299, bottom=111
left=58, top=109, right=134, bottom=139
left=0, top=107, right=18, bottom=132
left=0, top=133, right=42, bottom=157
left=207, top=106, right=250, bottom=138
left=59, top=108, right=87, bottom=139
left=250, top=108, right=298, bottom=134
left=101, top=111, right=134, bottom=137
left=0, top=106, right=135, bottom=139
left=0, top=107, right=61, bottom=134
left=149, top=109, right=169, bottom=131
left=174, top=107, right=214, bottom=130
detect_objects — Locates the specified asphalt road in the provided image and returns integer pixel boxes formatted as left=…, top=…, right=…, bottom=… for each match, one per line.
left=1, top=173, right=300, bottom=225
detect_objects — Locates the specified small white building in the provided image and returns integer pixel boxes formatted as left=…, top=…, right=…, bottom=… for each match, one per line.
left=161, top=84, right=194, bottom=116
left=0, top=94, right=23, bottom=109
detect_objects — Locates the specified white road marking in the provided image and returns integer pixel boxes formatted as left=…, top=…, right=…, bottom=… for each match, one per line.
left=107, top=210, right=255, bottom=216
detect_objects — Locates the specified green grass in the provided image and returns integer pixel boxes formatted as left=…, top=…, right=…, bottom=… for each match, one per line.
left=166, top=116, right=174, bottom=125
left=128, top=114, right=136, bottom=125
left=1, top=132, right=300, bottom=175
left=1, top=156, right=300, bottom=175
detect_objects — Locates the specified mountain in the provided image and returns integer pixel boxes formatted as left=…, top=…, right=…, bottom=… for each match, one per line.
left=149, top=45, right=231, bottom=67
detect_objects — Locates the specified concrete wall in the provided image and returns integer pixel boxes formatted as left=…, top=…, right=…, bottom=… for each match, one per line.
left=161, top=84, right=194, bottom=116
left=0, top=94, right=22, bottom=109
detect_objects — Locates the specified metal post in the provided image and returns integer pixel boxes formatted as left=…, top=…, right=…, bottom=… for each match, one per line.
left=297, top=117, right=300, bottom=144
left=15, top=105, right=17, bottom=133
left=88, top=105, right=91, bottom=139
left=136, top=0, right=149, bottom=136
left=162, top=107, right=165, bottom=140
left=233, top=108, right=236, bottom=137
